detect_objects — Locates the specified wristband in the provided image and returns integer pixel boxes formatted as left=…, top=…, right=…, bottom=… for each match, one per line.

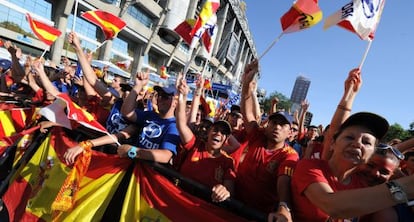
left=128, top=146, right=138, bottom=159
left=337, top=105, right=351, bottom=112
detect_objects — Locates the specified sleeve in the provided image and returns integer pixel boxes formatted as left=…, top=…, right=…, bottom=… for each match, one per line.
left=294, top=160, right=329, bottom=195
left=277, top=149, right=299, bottom=177
left=159, top=123, right=180, bottom=155
left=182, top=134, right=196, bottom=151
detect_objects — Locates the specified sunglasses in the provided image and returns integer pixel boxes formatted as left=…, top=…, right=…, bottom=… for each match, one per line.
left=375, top=144, right=405, bottom=160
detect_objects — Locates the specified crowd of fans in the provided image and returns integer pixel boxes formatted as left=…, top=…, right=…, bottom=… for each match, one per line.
left=1, top=32, right=414, bottom=222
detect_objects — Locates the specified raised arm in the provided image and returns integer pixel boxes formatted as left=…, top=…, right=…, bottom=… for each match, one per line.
left=120, top=70, right=149, bottom=122
left=240, top=60, right=259, bottom=134
left=176, top=77, right=195, bottom=144
left=322, top=68, right=362, bottom=161
left=32, top=59, right=60, bottom=97
left=67, top=32, right=111, bottom=100
left=188, top=74, right=204, bottom=124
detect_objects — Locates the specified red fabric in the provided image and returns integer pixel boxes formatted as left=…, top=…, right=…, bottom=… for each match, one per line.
left=180, top=135, right=236, bottom=189
left=291, top=159, right=366, bottom=222
left=137, top=162, right=248, bottom=222
left=235, top=128, right=299, bottom=213
left=174, top=19, right=195, bottom=45
left=84, top=95, right=110, bottom=126
left=81, top=10, right=126, bottom=40
left=26, top=13, right=61, bottom=46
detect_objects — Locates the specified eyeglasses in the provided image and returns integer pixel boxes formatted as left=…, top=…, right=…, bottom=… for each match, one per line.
left=375, top=144, right=405, bottom=160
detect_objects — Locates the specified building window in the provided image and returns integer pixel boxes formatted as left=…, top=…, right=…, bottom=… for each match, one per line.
left=127, top=5, right=155, bottom=29
left=13, top=0, right=52, bottom=19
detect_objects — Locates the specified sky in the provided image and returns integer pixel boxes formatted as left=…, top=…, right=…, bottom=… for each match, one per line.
left=243, top=0, right=414, bottom=129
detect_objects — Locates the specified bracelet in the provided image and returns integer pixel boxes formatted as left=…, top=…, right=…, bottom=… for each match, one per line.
left=79, top=140, right=93, bottom=150
left=337, top=105, right=351, bottom=112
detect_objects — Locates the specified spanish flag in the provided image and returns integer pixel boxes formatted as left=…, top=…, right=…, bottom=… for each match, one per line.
left=280, top=0, right=323, bottom=33
left=160, top=66, right=168, bottom=79
left=26, top=13, right=62, bottom=46
left=2, top=127, right=257, bottom=221
left=174, top=18, right=196, bottom=45
left=2, top=127, right=131, bottom=221
left=81, top=10, right=126, bottom=40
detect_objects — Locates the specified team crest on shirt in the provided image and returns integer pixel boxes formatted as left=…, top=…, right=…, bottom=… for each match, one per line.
left=266, top=160, right=278, bottom=173
left=143, top=121, right=162, bottom=138
left=215, top=166, right=224, bottom=182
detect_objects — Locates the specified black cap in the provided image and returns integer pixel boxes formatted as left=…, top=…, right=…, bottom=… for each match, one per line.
left=339, top=112, right=389, bottom=140
left=212, top=120, right=232, bottom=135
left=268, top=111, right=293, bottom=125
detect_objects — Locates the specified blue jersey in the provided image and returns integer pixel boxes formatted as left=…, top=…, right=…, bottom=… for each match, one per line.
left=134, top=109, right=179, bottom=155
left=106, top=99, right=129, bottom=134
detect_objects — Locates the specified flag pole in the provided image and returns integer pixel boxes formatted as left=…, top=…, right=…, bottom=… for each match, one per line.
left=40, top=48, right=48, bottom=58
left=258, top=32, right=284, bottom=61
left=90, top=40, right=107, bottom=54
left=358, top=40, right=373, bottom=70
left=179, top=45, right=200, bottom=102
left=72, top=0, right=79, bottom=31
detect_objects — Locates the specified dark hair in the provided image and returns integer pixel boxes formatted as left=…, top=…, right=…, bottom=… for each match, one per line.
left=404, top=151, right=414, bottom=160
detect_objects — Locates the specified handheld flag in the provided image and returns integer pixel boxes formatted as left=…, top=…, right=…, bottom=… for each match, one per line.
left=201, top=14, right=218, bottom=55
left=160, top=66, right=168, bottom=79
left=81, top=10, right=126, bottom=40
left=189, top=0, right=220, bottom=40
left=26, top=13, right=62, bottom=46
left=174, top=19, right=196, bottom=45
left=323, top=0, right=386, bottom=40
left=39, top=93, right=107, bottom=133
left=280, top=0, right=323, bottom=33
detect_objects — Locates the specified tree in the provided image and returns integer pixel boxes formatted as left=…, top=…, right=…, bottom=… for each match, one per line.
left=384, top=123, right=411, bottom=143
left=261, top=91, right=292, bottom=115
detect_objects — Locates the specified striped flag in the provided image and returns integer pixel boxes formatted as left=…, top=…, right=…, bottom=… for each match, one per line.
left=81, top=10, right=126, bottom=40
left=39, top=93, right=108, bottom=133
left=26, top=13, right=62, bottom=46
left=2, top=127, right=259, bottom=221
left=2, top=127, right=131, bottom=221
left=174, top=19, right=196, bottom=45
left=323, top=0, right=386, bottom=40
left=280, top=0, right=323, bottom=33
left=189, top=0, right=220, bottom=48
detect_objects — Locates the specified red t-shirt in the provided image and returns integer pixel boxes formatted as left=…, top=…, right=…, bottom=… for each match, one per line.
left=291, top=159, right=366, bottom=222
left=235, top=128, right=299, bottom=213
left=85, top=95, right=110, bottom=126
left=179, top=135, right=236, bottom=189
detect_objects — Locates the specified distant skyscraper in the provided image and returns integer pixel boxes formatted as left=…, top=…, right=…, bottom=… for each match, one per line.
left=290, top=75, right=311, bottom=113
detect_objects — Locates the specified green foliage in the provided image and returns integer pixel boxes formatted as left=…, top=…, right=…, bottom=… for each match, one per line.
left=384, top=123, right=411, bottom=143
left=0, top=21, right=34, bottom=38
left=261, top=91, right=292, bottom=114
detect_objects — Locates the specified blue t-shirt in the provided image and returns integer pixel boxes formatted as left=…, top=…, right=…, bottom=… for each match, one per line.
left=134, top=109, right=179, bottom=155
left=106, top=99, right=129, bottom=134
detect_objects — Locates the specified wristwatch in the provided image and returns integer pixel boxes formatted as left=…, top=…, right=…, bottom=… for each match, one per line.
left=278, top=201, right=291, bottom=212
left=127, top=146, right=138, bottom=159
left=386, top=181, right=408, bottom=203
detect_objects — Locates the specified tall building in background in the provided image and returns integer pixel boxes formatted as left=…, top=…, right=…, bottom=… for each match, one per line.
left=290, top=75, right=311, bottom=114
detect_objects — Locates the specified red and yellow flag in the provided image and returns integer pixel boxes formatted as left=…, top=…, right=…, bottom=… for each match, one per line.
left=280, top=0, right=323, bottom=33
left=174, top=19, right=196, bottom=45
left=81, top=10, right=126, bottom=40
left=190, top=0, right=220, bottom=40
left=160, top=66, right=168, bottom=79
left=2, top=127, right=131, bottom=221
left=26, top=13, right=62, bottom=46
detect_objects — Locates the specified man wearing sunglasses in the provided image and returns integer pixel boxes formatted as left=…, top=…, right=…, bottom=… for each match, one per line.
left=355, top=144, right=414, bottom=221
